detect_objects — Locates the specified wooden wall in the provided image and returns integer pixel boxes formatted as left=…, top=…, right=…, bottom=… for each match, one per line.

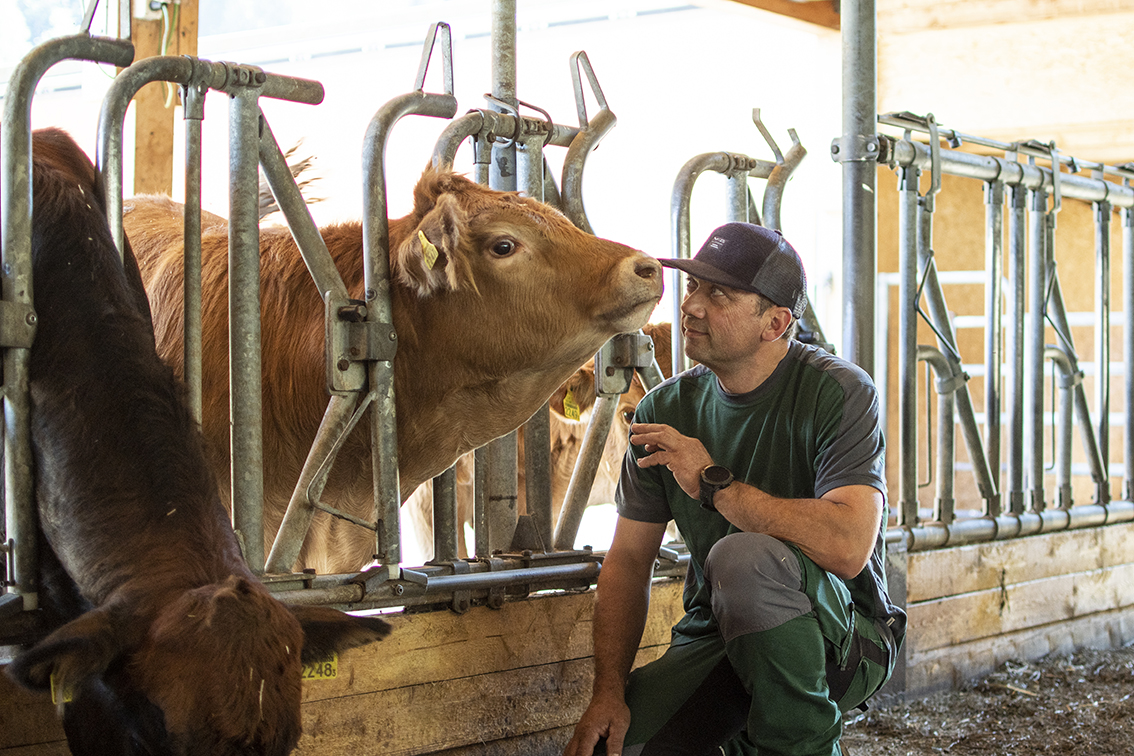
left=0, top=581, right=687, bottom=756
left=904, top=521, right=1134, bottom=696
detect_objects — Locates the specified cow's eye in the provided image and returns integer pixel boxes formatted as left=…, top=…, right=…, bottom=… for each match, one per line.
left=491, top=239, right=516, bottom=257
left=621, top=409, right=635, bottom=425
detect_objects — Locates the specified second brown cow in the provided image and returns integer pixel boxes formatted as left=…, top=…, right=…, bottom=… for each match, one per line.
left=123, top=168, right=663, bottom=574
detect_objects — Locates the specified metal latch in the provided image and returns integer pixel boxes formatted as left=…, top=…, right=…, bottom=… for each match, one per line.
left=325, top=297, right=397, bottom=395
left=594, top=331, right=656, bottom=397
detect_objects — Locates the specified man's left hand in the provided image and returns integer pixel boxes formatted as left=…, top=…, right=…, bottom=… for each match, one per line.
left=630, top=422, right=712, bottom=500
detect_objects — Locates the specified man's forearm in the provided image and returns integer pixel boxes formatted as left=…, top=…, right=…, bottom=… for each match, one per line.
left=590, top=555, right=654, bottom=697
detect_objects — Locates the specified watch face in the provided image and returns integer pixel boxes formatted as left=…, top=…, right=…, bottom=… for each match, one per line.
left=703, top=465, right=732, bottom=486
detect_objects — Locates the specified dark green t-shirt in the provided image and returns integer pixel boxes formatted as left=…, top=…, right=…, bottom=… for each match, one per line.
left=617, top=340, right=904, bottom=640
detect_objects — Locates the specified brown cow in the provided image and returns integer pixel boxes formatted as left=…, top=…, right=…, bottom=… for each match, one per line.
left=402, top=322, right=673, bottom=559
left=7, top=129, right=389, bottom=756
left=122, top=170, right=663, bottom=573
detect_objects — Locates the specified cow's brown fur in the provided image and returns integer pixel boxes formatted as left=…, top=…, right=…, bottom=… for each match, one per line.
left=403, top=322, right=673, bottom=558
left=7, top=129, right=389, bottom=756
left=122, top=169, right=662, bottom=572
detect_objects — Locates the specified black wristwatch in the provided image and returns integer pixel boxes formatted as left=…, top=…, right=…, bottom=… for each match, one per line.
left=699, top=464, right=733, bottom=512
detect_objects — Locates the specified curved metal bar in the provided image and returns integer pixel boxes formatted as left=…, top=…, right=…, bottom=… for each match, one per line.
left=916, top=345, right=958, bottom=526
left=560, top=108, right=617, bottom=234
left=361, top=89, right=458, bottom=569
left=3, top=33, right=134, bottom=610
left=761, top=131, right=806, bottom=232
left=98, top=55, right=324, bottom=255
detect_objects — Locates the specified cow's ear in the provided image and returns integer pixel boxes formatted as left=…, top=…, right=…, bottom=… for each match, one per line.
left=7, top=606, right=126, bottom=709
left=549, top=360, right=598, bottom=419
left=394, top=193, right=476, bottom=297
left=289, top=605, right=391, bottom=665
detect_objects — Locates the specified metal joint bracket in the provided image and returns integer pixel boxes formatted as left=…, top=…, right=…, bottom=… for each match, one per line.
left=595, top=332, right=656, bottom=396
left=325, top=298, right=397, bottom=394
left=1055, top=367, right=1084, bottom=390
left=934, top=370, right=969, bottom=396
left=213, top=62, right=266, bottom=95
left=830, top=134, right=881, bottom=163
left=0, top=301, right=37, bottom=349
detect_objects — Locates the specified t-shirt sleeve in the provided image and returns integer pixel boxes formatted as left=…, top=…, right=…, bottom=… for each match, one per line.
left=813, top=370, right=886, bottom=499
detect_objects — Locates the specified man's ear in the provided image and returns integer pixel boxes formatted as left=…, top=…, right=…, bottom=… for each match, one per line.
left=7, top=606, right=126, bottom=709
left=764, top=307, right=794, bottom=342
left=393, top=193, right=476, bottom=297
left=289, top=605, right=391, bottom=665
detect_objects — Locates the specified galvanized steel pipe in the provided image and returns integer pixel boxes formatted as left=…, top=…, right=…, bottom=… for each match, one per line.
left=2, top=33, right=134, bottom=610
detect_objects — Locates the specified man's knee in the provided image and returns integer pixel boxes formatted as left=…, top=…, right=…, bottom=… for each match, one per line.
left=704, top=532, right=812, bottom=640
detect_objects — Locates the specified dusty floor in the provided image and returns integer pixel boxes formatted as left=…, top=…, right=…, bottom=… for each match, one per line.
left=841, top=645, right=1134, bottom=755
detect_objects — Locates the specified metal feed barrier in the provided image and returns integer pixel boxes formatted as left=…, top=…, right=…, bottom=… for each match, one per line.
left=869, top=112, right=1134, bottom=551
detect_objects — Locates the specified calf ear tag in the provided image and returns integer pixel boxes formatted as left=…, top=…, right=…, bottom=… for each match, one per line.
left=50, top=672, right=74, bottom=705
left=301, top=651, right=339, bottom=681
left=563, top=387, right=582, bottom=421
left=418, top=230, right=440, bottom=270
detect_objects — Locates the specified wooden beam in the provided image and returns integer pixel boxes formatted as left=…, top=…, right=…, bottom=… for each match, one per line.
left=879, top=0, right=1134, bottom=34
left=129, top=0, right=199, bottom=196
left=725, top=0, right=840, bottom=30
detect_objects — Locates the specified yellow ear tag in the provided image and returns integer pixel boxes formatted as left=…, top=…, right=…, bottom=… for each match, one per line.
left=563, top=387, right=582, bottom=421
left=50, top=672, right=74, bottom=705
left=418, top=230, right=439, bottom=270
left=301, top=651, right=339, bottom=681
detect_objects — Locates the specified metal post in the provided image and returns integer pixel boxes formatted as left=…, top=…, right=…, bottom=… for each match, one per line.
left=840, top=0, right=877, bottom=373
left=1025, top=186, right=1048, bottom=513
left=182, top=79, right=206, bottom=423
left=2, top=34, right=133, bottom=610
left=228, top=89, right=265, bottom=572
left=897, top=165, right=920, bottom=526
left=482, top=0, right=520, bottom=554
left=1125, top=202, right=1134, bottom=500
left=983, top=181, right=1004, bottom=516
left=1094, top=197, right=1112, bottom=504
left=1006, top=181, right=1028, bottom=514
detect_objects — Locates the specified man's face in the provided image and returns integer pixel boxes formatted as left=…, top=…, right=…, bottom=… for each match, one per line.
left=679, top=276, right=776, bottom=369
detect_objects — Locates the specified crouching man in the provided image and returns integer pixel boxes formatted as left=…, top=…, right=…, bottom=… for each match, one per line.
left=563, top=223, right=905, bottom=756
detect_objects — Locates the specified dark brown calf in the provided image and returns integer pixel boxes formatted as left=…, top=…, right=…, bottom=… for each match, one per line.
left=6, top=128, right=389, bottom=756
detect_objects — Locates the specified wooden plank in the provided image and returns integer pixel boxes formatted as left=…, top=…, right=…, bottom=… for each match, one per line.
left=907, top=522, right=1134, bottom=602
left=297, top=657, right=592, bottom=756
left=0, top=744, right=69, bottom=756
left=907, top=605, right=1134, bottom=696
left=908, top=562, right=1134, bottom=653
left=724, top=0, right=839, bottom=29
left=131, top=15, right=174, bottom=195
left=302, top=579, right=684, bottom=703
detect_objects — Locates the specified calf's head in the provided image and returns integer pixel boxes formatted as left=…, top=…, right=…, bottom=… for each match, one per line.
left=8, top=576, right=389, bottom=756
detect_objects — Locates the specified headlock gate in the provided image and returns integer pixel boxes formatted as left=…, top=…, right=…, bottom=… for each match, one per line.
left=0, top=11, right=808, bottom=639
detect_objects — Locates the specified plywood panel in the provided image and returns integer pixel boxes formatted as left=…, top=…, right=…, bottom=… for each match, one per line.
left=0, top=672, right=64, bottom=751
left=907, top=521, right=1134, bottom=602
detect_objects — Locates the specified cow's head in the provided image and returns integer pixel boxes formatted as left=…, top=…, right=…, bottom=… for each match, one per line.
left=7, top=576, right=389, bottom=756
left=391, top=170, right=663, bottom=374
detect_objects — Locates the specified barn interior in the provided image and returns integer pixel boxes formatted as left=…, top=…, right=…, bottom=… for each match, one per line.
left=4, top=1, right=1134, bottom=754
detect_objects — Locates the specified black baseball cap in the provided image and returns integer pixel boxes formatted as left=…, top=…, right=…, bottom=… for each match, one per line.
left=661, top=223, right=808, bottom=319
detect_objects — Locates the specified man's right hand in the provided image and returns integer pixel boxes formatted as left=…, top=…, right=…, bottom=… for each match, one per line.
left=563, top=694, right=632, bottom=756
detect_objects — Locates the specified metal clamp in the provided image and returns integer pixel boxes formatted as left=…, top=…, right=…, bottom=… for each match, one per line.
left=325, top=298, right=397, bottom=394
left=594, top=332, right=656, bottom=397
left=413, top=22, right=454, bottom=96
left=0, top=301, right=37, bottom=349
left=829, top=134, right=881, bottom=163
